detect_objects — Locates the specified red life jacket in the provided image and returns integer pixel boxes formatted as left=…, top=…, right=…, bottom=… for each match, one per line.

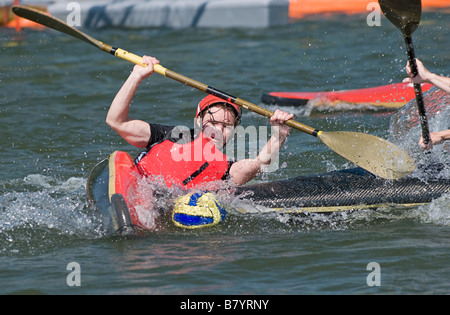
left=136, top=132, right=231, bottom=189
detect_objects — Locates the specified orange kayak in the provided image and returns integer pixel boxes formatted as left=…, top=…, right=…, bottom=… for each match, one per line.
left=261, top=82, right=434, bottom=109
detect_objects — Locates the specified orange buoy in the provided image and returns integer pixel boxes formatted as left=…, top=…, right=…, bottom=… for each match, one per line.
left=5, top=16, right=45, bottom=30
left=2, top=0, right=46, bottom=31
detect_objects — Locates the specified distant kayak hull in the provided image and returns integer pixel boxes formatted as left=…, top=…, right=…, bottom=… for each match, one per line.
left=261, top=83, right=434, bottom=109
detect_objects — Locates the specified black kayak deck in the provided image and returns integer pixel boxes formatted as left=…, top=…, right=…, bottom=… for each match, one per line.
left=234, top=167, right=450, bottom=212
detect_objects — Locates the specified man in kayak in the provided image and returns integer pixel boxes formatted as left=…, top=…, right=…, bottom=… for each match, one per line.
left=404, top=59, right=450, bottom=149
left=106, top=55, right=294, bottom=187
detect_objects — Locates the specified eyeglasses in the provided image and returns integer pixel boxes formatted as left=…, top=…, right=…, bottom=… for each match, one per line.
left=201, top=107, right=239, bottom=128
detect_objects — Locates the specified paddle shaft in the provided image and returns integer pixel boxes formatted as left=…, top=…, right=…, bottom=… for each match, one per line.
left=404, top=35, right=431, bottom=145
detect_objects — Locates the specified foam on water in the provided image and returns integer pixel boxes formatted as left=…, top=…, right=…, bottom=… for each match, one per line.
left=0, top=175, right=104, bottom=255
left=416, top=194, right=450, bottom=227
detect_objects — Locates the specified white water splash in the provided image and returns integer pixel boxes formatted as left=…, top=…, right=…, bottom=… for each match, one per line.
left=0, top=175, right=102, bottom=238
left=387, top=87, right=450, bottom=226
left=416, top=194, right=450, bottom=227
left=389, top=87, right=450, bottom=173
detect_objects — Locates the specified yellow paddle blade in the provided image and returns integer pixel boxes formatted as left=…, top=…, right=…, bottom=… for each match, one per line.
left=318, top=131, right=415, bottom=179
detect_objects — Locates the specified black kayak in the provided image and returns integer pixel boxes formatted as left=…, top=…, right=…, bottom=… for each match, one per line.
left=234, top=166, right=450, bottom=213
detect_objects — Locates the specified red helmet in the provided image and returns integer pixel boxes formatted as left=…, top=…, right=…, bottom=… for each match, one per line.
left=195, top=95, right=242, bottom=123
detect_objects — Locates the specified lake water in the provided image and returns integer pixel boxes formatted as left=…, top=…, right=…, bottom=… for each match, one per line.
left=0, top=11, right=449, bottom=296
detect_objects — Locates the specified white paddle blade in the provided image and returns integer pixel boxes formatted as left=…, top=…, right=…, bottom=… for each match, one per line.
left=318, top=131, right=415, bottom=179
